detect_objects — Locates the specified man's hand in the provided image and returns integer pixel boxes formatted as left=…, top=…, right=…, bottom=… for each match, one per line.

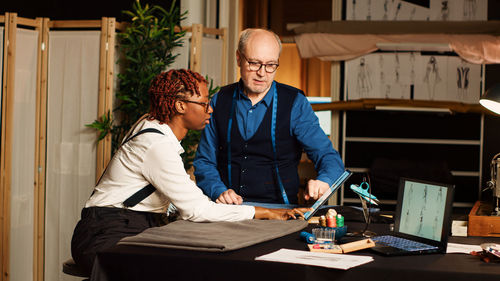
left=304, top=179, right=330, bottom=201
left=216, top=189, right=243, bottom=205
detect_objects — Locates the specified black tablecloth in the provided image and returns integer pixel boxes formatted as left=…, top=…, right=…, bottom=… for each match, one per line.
left=91, top=208, right=500, bottom=281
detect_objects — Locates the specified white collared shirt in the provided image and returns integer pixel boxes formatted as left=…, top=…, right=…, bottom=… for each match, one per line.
left=86, top=118, right=255, bottom=222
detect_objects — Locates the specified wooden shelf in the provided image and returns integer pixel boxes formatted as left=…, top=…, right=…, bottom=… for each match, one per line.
left=292, top=20, right=500, bottom=35
left=311, top=99, right=491, bottom=115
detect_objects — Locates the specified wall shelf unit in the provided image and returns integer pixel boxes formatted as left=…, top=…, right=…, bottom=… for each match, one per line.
left=311, top=99, right=490, bottom=115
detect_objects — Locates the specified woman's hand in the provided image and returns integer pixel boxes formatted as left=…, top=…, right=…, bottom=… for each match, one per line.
left=254, top=207, right=312, bottom=221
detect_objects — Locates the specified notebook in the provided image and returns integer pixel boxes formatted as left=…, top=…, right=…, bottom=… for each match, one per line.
left=303, top=170, right=353, bottom=221
left=371, top=177, right=455, bottom=256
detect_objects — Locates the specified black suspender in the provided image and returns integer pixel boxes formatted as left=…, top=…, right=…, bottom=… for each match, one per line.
left=123, top=128, right=165, bottom=144
left=93, top=127, right=165, bottom=208
left=121, top=128, right=164, bottom=208
left=123, top=184, right=157, bottom=208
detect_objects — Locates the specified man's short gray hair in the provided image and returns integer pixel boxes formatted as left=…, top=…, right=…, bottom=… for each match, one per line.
left=237, top=28, right=282, bottom=56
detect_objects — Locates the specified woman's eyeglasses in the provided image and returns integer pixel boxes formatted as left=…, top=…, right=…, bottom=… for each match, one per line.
left=181, top=100, right=211, bottom=112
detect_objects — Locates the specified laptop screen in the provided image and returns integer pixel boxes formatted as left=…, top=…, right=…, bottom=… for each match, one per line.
left=395, top=178, right=454, bottom=242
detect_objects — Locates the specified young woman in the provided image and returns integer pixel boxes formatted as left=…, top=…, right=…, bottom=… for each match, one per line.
left=71, top=69, right=308, bottom=275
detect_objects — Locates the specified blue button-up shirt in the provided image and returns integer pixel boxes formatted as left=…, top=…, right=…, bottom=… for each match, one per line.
left=194, top=81, right=345, bottom=201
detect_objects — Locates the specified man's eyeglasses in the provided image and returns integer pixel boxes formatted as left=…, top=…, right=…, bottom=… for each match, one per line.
left=240, top=53, right=279, bottom=73
left=181, top=100, right=211, bottom=112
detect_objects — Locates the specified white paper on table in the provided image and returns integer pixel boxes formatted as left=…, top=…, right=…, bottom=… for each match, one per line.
left=255, top=248, right=374, bottom=270
left=446, top=242, right=483, bottom=254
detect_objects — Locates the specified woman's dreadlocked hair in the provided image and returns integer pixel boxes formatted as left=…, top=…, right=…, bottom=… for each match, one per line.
left=148, top=69, right=207, bottom=123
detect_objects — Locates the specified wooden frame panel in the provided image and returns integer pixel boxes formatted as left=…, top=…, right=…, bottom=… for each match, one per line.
left=95, top=17, right=117, bottom=180
left=1, top=13, right=17, bottom=281
left=33, top=17, right=49, bottom=281
left=96, top=18, right=109, bottom=180
left=0, top=15, right=4, bottom=281
left=188, top=24, right=228, bottom=85
left=104, top=18, right=116, bottom=170
left=221, top=27, right=228, bottom=85
left=190, top=24, right=203, bottom=72
left=0, top=13, right=46, bottom=281
left=48, top=20, right=102, bottom=29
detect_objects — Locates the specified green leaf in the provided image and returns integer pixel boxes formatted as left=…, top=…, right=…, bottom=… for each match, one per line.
left=85, top=111, right=113, bottom=141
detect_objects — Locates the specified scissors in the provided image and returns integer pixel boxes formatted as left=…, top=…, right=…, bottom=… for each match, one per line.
left=350, top=182, right=380, bottom=205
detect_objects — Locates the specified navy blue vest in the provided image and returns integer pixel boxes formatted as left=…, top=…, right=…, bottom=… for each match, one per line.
left=214, top=82, right=302, bottom=204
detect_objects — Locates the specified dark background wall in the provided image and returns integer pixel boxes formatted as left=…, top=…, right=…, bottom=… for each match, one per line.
left=0, top=0, right=176, bottom=21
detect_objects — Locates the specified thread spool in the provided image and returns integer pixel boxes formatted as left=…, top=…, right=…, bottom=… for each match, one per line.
left=327, top=208, right=337, bottom=217
left=319, top=215, right=327, bottom=227
left=336, top=214, right=344, bottom=227
left=300, top=231, right=316, bottom=244
left=326, top=216, right=336, bottom=227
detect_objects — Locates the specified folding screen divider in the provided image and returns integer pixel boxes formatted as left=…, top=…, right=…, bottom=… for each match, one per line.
left=0, top=14, right=228, bottom=281
left=44, top=18, right=117, bottom=281
left=0, top=14, right=117, bottom=281
left=0, top=13, right=48, bottom=281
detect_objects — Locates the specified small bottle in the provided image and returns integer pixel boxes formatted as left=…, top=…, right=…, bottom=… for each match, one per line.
left=336, top=214, right=344, bottom=227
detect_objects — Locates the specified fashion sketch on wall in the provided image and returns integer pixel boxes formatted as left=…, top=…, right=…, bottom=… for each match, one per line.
left=347, top=0, right=486, bottom=21
left=346, top=55, right=376, bottom=100
left=414, top=55, right=481, bottom=103
left=346, top=53, right=416, bottom=100
left=347, top=0, right=429, bottom=21
left=430, top=0, right=487, bottom=21
left=463, top=0, right=478, bottom=20
left=347, top=53, right=481, bottom=103
left=457, top=60, right=470, bottom=100
left=356, top=57, right=373, bottom=98
left=423, top=56, right=442, bottom=100
left=390, top=52, right=412, bottom=99
left=414, top=55, right=445, bottom=101
left=440, top=0, right=450, bottom=20
left=446, top=57, right=481, bottom=103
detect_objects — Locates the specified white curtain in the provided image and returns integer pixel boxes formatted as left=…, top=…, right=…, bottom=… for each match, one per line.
left=45, top=31, right=100, bottom=281
left=9, top=28, right=38, bottom=281
left=201, top=36, right=223, bottom=86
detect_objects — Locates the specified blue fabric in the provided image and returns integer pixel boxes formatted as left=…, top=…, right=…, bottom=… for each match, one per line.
left=213, top=81, right=301, bottom=204
left=194, top=80, right=345, bottom=202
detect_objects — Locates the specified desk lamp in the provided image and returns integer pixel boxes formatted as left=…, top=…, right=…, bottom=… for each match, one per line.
left=480, top=84, right=500, bottom=216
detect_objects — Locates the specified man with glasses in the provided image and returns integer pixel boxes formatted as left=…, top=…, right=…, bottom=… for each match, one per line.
left=194, top=28, right=344, bottom=205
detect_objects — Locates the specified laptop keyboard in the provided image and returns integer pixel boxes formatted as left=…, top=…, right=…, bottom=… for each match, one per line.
left=372, top=235, right=438, bottom=251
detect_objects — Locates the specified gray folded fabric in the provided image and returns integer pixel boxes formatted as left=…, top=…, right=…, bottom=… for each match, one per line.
left=118, top=219, right=308, bottom=252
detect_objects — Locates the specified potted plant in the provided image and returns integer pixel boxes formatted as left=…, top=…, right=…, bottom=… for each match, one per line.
left=88, top=0, right=217, bottom=169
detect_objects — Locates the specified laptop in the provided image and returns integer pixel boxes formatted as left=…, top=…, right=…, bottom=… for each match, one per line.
left=370, top=177, right=455, bottom=256
left=302, top=170, right=353, bottom=221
